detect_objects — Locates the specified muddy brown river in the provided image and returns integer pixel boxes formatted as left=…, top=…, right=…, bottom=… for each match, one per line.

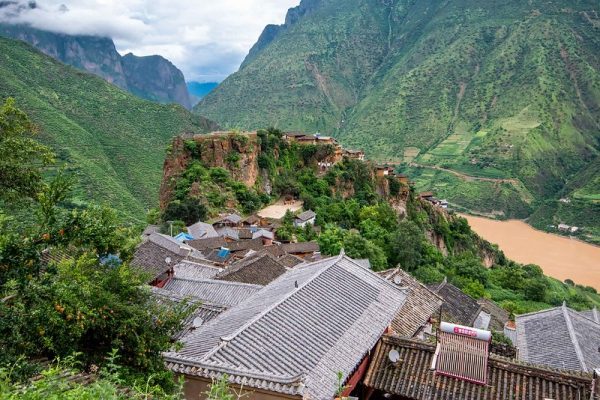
left=461, top=214, right=600, bottom=289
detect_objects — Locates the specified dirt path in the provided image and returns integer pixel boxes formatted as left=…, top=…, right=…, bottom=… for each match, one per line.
left=409, top=162, right=520, bottom=185
left=257, top=199, right=303, bottom=220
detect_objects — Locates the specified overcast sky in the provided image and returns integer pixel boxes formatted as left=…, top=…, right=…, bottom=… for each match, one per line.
left=1, top=0, right=299, bottom=82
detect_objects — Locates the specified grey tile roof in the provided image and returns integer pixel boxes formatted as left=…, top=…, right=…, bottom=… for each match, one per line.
left=242, top=215, right=260, bottom=225
left=580, top=307, right=600, bottom=324
left=187, top=221, right=219, bottom=239
left=149, top=286, right=227, bottom=339
left=141, top=224, right=160, bottom=238
left=173, top=261, right=222, bottom=280
left=429, top=278, right=482, bottom=327
left=164, top=254, right=407, bottom=399
left=215, top=226, right=239, bottom=240
left=215, top=252, right=287, bottom=285
left=237, top=228, right=254, bottom=240
left=478, top=298, right=510, bottom=331
left=295, top=210, right=316, bottom=222
left=162, top=277, right=263, bottom=308
left=263, top=244, right=287, bottom=257
left=280, top=241, right=320, bottom=254
left=354, top=258, right=371, bottom=269
left=252, top=229, right=274, bottom=240
left=516, top=303, right=600, bottom=372
left=224, top=237, right=264, bottom=253
left=379, top=268, right=443, bottom=338
left=187, top=237, right=227, bottom=252
left=203, top=249, right=235, bottom=265
left=277, top=253, right=305, bottom=268
left=131, top=233, right=205, bottom=281
left=215, top=213, right=242, bottom=225
left=364, top=335, right=595, bottom=400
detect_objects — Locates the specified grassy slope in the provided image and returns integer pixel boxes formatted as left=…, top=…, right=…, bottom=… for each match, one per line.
left=196, top=0, right=600, bottom=239
left=0, top=37, right=216, bottom=220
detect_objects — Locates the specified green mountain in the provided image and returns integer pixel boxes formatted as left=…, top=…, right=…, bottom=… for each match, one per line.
left=195, top=0, right=600, bottom=242
left=0, top=36, right=217, bottom=220
left=0, top=23, right=192, bottom=109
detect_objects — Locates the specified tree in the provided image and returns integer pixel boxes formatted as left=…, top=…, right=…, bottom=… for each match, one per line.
left=163, top=198, right=207, bottom=226
left=389, top=221, right=427, bottom=270
left=0, top=98, right=54, bottom=199
left=342, top=231, right=387, bottom=271
left=317, top=225, right=346, bottom=256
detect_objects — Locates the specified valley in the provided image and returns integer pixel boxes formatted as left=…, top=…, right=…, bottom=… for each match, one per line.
left=196, top=0, right=600, bottom=243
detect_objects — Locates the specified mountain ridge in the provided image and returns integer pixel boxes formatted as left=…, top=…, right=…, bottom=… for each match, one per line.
left=0, top=23, right=192, bottom=109
left=0, top=36, right=217, bottom=219
left=195, top=0, right=600, bottom=242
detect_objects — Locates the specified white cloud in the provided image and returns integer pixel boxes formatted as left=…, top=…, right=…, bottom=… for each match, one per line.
left=0, top=0, right=300, bottom=81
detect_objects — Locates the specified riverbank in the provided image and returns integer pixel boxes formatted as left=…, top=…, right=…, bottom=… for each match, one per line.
left=461, top=214, right=600, bottom=289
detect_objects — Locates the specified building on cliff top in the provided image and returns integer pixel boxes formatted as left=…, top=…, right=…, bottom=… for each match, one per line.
left=343, top=149, right=365, bottom=161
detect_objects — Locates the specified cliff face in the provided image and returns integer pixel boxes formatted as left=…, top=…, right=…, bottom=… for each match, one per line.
left=122, top=53, right=192, bottom=109
left=0, top=24, right=192, bottom=108
left=160, top=131, right=408, bottom=212
left=0, top=24, right=129, bottom=89
left=159, top=132, right=261, bottom=209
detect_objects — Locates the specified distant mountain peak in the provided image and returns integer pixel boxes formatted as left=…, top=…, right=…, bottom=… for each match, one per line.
left=0, top=24, right=192, bottom=108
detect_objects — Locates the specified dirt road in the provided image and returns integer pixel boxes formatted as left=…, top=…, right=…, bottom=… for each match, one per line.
left=257, top=199, right=303, bottom=219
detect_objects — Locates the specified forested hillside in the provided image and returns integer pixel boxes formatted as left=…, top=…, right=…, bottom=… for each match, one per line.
left=0, top=37, right=217, bottom=220
left=196, top=0, right=600, bottom=241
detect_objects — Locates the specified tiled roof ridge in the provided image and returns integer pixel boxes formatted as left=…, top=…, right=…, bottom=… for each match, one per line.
left=593, top=306, right=599, bottom=323
left=382, top=334, right=593, bottom=380
left=199, top=360, right=305, bottom=383
left=167, top=362, right=305, bottom=388
left=562, top=303, right=587, bottom=372
left=216, top=251, right=282, bottom=279
left=169, top=277, right=263, bottom=289
left=198, top=253, right=344, bottom=362
left=579, top=306, right=600, bottom=324
left=434, top=276, right=448, bottom=292
left=384, top=268, right=444, bottom=302
left=176, top=260, right=222, bottom=271
left=342, top=258, right=410, bottom=296
left=515, top=305, right=563, bottom=319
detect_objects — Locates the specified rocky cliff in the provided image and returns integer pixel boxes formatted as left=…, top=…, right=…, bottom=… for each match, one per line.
left=122, top=53, right=191, bottom=110
left=0, top=24, right=192, bottom=108
left=0, top=24, right=128, bottom=89
left=160, top=132, right=261, bottom=209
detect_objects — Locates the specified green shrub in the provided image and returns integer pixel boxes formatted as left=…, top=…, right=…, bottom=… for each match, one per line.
left=163, top=198, right=207, bottom=225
